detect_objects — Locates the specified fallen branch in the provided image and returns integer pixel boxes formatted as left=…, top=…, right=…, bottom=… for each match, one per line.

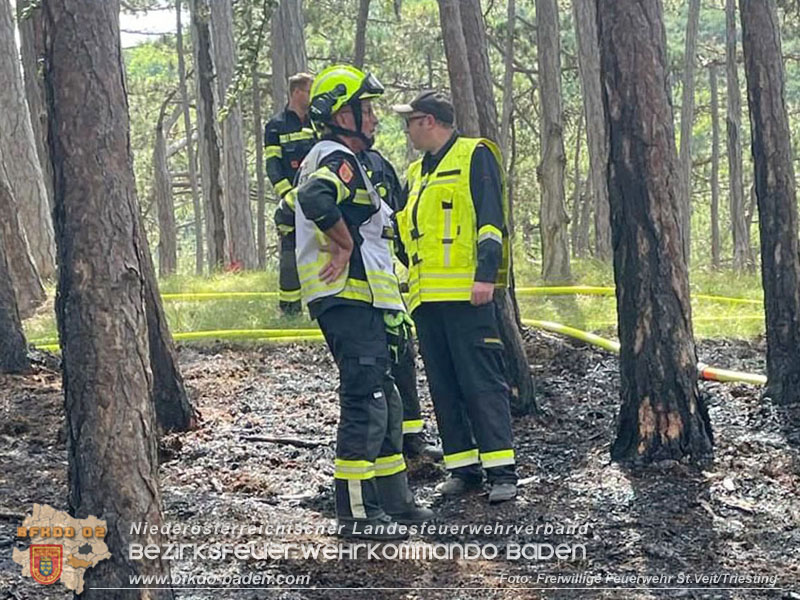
left=242, top=435, right=331, bottom=449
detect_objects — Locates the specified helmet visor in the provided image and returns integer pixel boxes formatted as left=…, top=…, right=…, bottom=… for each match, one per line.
left=358, top=72, right=384, bottom=99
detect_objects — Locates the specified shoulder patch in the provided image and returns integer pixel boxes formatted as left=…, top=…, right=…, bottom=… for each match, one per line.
left=338, top=161, right=354, bottom=184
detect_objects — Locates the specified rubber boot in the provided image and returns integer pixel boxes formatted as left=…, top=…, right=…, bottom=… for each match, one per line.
left=403, top=433, right=444, bottom=462
left=376, top=471, right=435, bottom=525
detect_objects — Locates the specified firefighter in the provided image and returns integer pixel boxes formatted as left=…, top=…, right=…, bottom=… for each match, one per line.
left=265, top=72, right=316, bottom=315
left=393, top=90, right=518, bottom=503
left=294, top=65, right=434, bottom=539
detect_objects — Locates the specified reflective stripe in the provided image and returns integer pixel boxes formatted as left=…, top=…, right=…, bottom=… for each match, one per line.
left=424, top=177, right=458, bottom=187
left=265, top=145, right=282, bottom=159
left=480, top=449, right=515, bottom=469
left=443, top=448, right=480, bottom=470
left=402, top=419, right=424, bottom=434
left=335, top=458, right=375, bottom=480
left=279, top=130, right=315, bottom=143
left=310, top=167, right=349, bottom=203
left=478, top=224, right=503, bottom=245
left=279, top=288, right=302, bottom=302
left=348, top=480, right=367, bottom=519
left=277, top=224, right=295, bottom=234
left=281, top=190, right=297, bottom=211
left=353, top=189, right=372, bottom=205
left=443, top=203, right=452, bottom=267
left=274, top=178, right=292, bottom=197
left=375, top=454, right=406, bottom=477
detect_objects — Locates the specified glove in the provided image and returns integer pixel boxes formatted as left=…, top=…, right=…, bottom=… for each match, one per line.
left=384, top=310, right=414, bottom=364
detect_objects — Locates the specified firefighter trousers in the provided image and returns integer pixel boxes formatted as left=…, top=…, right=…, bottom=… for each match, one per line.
left=391, top=336, right=424, bottom=437
left=278, top=232, right=301, bottom=314
left=413, top=301, right=517, bottom=484
left=317, top=304, right=406, bottom=521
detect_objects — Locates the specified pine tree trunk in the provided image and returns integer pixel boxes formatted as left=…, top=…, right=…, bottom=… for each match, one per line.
left=536, top=0, right=571, bottom=283
left=709, top=64, right=721, bottom=269
left=191, top=0, right=226, bottom=271
left=0, top=175, right=30, bottom=374
left=210, top=0, right=256, bottom=270
left=16, top=0, right=54, bottom=211
left=154, top=95, right=177, bottom=278
left=740, top=0, right=800, bottom=405
left=570, top=114, right=584, bottom=257
left=436, top=0, right=479, bottom=136
left=270, top=0, right=307, bottom=111
left=597, top=0, right=713, bottom=463
left=0, top=0, right=55, bottom=281
left=253, top=67, right=267, bottom=269
left=499, top=0, right=515, bottom=158
left=678, top=0, right=701, bottom=264
left=353, top=0, right=371, bottom=69
left=726, top=0, right=749, bottom=271
left=439, top=0, right=536, bottom=414
left=573, top=0, right=610, bottom=260
left=42, top=0, right=174, bottom=595
left=176, top=0, right=203, bottom=275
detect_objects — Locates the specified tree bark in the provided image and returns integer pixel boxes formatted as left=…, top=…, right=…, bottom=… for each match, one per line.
left=0, top=170, right=44, bottom=319
left=439, top=0, right=536, bottom=414
left=678, top=0, right=701, bottom=264
left=0, top=176, right=30, bottom=374
left=42, top=0, right=174, bottom=595
left=499, top=0, right=516, bottom=158
left=597, top=0, right=713, bottom=463
left=354, top=0, right=371, bottom=69
left=709, top=64, right=721, bottom=269
left=536, top=0, right=571, bottom=283
left=190, top=0, right=226, bottom=271
left=726, top=0, right=750, bottom=271
left=176, top=0, right=203, bottom=275
left=740, top=0, right=800, bottom=405
left=253, top=67, right=267, bottom=269
left=270, top=0, right=307, bottom=111
left=154, top=94, right=177, bottom=278
left=436, top=0, right=479, bottom=136
left=16, top=0, right=54, bottom=210
left=570, top=114, right=584, bottom=257
left=210, top=0, right=256, bottom=270
left=574, top=0, right=611, bottom=261
left=0, top=0, right=55, bottom=281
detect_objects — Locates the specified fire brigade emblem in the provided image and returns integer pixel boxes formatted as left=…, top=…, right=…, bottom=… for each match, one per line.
left=31, top=545, right=62, bottom=585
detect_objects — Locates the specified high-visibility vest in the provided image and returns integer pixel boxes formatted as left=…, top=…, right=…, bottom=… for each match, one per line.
left=294, top=140, right=405, bottom=312
left=396, top=136, right=509, bottom=313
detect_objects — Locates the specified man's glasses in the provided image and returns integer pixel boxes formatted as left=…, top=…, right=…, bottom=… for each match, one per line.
left=404, top=115, right=428, bottom=130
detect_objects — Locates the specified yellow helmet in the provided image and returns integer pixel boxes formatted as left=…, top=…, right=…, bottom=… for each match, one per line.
left=308, top=64, right=384, bottom=127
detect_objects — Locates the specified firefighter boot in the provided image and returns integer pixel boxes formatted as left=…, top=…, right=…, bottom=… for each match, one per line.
left=376, top=471, right=435, bottom=525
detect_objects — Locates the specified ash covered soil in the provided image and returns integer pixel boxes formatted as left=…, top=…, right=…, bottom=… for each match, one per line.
left=1, top=333, right=799, bottom=600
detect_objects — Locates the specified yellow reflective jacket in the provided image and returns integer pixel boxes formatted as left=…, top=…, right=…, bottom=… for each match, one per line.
left=396, top=136, right=509, bottom=313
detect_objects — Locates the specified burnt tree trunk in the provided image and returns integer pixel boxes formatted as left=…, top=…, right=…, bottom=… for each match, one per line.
left=727, top=0, right=749, bottom=271
left=678, top=0, right=700, bottom=263
left=439, top=0, right=536, bottom=414
left=353, top=0, right=371, bottom=69
left=154, top=93, right=177, bottom=277
left=191, top=0, right=226, bottom=270
left=176, top=0, right=203, bottom=275
left=709, top=64, right=721, bottom=269
left=499, top=0, right=515, bottom=157
left=573, top=0, right=611, bottom=260
left=0, top=175, right=30, bottom=374
left=536, top=0, right=571, bottom=283
left=740, top=0, right=800, bottom=405
left=42, top=0, right=174, bottom=596
left=597, top=0, right=713, bottom=463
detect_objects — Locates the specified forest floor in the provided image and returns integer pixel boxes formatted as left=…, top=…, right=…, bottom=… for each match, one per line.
left=1, top=333, right=799, bottom=599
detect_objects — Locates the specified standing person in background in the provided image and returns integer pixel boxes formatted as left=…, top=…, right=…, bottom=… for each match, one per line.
left=359, top=148, right=443, bottom=463
left=294, top=65, right=434, bottom=539
left=265, top=72, right=316, bottom=315
left=393, top=91, right=518, bottom=503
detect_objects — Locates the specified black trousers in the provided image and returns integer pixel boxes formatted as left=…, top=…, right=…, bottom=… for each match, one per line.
left=413, top=301, right=517, bottom=484
left=318, top=304, right=405, bottom=521
left=391, top=336, right=424, bottom=436
left=278, top=232, right=301, bottom=313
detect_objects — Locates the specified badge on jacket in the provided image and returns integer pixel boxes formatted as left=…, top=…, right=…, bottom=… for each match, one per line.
left=338, top=161, right=354, bottom=184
